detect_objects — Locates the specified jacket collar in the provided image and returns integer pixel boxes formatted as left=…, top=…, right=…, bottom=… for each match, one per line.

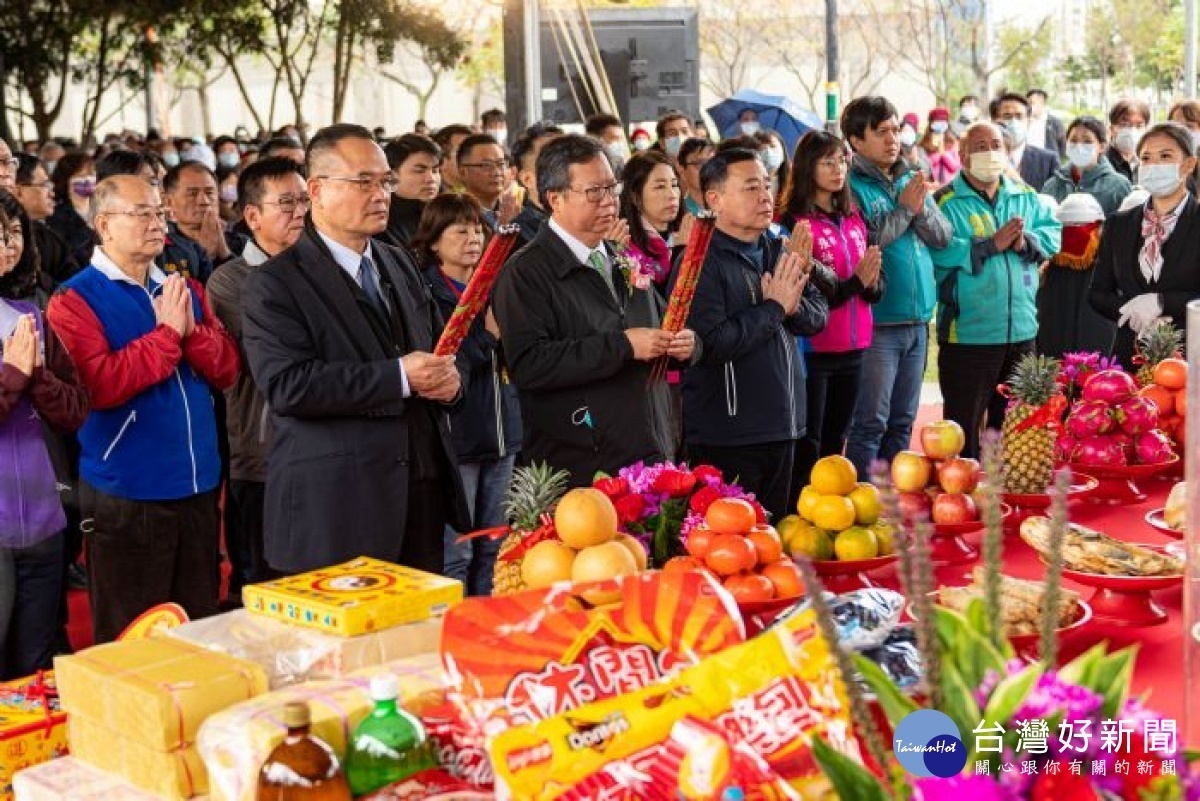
left=242, top=238, right=272, bottom=267
left=537, top=220, right=615, bottom=279
left=851, top=153, right=909, bottom=186
left=91, top=246, right=168, bottom=288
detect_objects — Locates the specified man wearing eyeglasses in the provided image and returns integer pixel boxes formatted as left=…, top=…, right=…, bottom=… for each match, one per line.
left=241, top=124, right=470, bottom=576
left=493, top=134, right=699, bottom=486
left=207, top=157, right=308, bottom=592
left=456, top=133, right=519, bottom=230
left=46, top=175, right=240, bottom=642
left=13, top=153, right=80, bottom=284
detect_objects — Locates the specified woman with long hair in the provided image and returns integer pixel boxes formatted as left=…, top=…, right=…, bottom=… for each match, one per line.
left=617, top=150, right=684, bottom=286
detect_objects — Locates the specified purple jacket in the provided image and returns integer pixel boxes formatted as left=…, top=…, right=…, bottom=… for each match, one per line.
left=0, top=300, right=89, bottom=547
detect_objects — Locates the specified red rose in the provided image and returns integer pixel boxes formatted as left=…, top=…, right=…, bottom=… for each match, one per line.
left=593, top=476, right=629, bottom=498
left=692, top=465, right=724, bottom=486
left=652, top=469, right=697, bottom=498
left=613, top=493, right=647, bottom=525
left=750, top=500, right=768, bottom=524
left=689, top=486, right=721, bottom=514
left=1030, top=763, right=1101, bottom=801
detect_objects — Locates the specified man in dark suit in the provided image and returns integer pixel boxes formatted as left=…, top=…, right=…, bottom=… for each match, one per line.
left=493, top=134, right=698, bottom=486
left=241, top=124, right=470, bottom=576
left=991, top=93, right=1059, bottom=191
left=1027, top=89, right=1066, bottom=158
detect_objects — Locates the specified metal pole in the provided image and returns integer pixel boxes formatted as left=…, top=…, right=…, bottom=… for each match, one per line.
left=825, top=0, right=839, bottom=131
left=1185, top=300, right=1200, bottom=746
left=503, top=0, right=542, bottom=131
left=1186, top=0, right=1197, bottom=98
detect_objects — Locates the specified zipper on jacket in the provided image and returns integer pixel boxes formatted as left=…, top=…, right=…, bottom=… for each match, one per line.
left=780, top=328, right=798, bottom=438
left=174, top=371, right=199, bottom=494
left=102, top=409, right=138, bottom=461
left=833, top=223, right=859, bottom=350
left=491, top=351, right=505, bottom=458
left=259, top=402, right=270, bottom=445
left=724, top=362, right=738, bottom=417
left=13, top=434, right=27, bottom=541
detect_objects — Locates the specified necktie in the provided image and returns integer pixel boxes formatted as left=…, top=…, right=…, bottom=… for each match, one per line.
left=588, top=250, right=615, bottom=297
left=1140, top=207, right=1179, bottom=284
left=358, top=256, right=388, bottom=319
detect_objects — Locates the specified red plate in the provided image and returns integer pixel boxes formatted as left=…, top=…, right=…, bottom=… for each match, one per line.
left=1144, top=508, right=1183, bottom=538
left=812, top=554, right=899, bottom=593
left=1007, top=600, right=1093, bottom=660
left=1065, top=457, right=1180, bottom=505
left=928, top=504, right=1012, bottom=565
left=1001, top=474, right=1100, bottom=508
left=1053, top=543, right=1183, bottom=626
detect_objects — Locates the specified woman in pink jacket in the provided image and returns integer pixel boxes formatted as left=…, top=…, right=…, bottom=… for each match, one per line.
left=921, top=107, right=962, bottom=185
left=779, top=130, right=884, bottom=487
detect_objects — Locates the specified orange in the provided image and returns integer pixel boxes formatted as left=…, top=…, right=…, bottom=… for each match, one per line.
left=812, top=495, right=857, bottom=532
left=797, top=486, right=823, bottom=522
left=809, top=455, right=858, bottom=496
left=834, top=526, right=879, bottom=561
left=747, top=526, right=783, bottom=565
left=723, top=572, right=776, bottom=603
left=663, top=555, right=706, bottom=575
left=1140, top=384, right=1175, bottom=417
left=847, top=483, right=881, bottom=525
left=685, top=526, right=716, bottom=558
left=1177, top=390, right=1187, bottom=418
left=761, top=559, right=805, bottom=598
left=1153, top=358, right=1188, bottom=391
left=704, top=534, right=757, bottom=576
left=705, top=498, right=758, bottom=534
left=554, top=488, right=618, bottom=549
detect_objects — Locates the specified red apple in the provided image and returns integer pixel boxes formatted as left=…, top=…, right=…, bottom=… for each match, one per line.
left=920, top=420, right=967, bottom=460
left=937, top=457, right=981, bottom=494
left=891, top=450, right=933, bottom=492
left=932, top=493, right=979, bottom=525
left=897, top=491, right=932, bottom=522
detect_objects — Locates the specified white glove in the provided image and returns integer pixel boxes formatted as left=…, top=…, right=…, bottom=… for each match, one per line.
left=1117, top=294, right=1163, bottom=334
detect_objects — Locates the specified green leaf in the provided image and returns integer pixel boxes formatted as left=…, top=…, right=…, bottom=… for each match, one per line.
left=1059, top=641, right=1107, bottom=686
left=810, top=735, right=892, bottom=801
left=933, top=606, right=1006, bottom=689
left=852, top=653, right=919, bottom=727
left=1094, top=646, right=1138, bottom=718
left=983, top=662, right=1044, bottom=727
left=940, top=663, right=983, bottom=764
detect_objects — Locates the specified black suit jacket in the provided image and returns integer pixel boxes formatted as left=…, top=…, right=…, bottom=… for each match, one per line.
left=1044, top=115, right=1067, bottom=158
left=241, top=222, right=469, bottom=573
left=1089, top=195, right=1200, bottom=367
left=1018, top=145, right=1060, bottom=192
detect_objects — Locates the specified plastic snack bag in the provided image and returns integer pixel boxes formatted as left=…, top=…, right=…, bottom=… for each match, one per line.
left=859, top=625, right=922, bottom=690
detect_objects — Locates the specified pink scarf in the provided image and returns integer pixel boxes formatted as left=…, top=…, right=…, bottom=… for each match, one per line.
left=1139, top=205, right=1181, bottom=283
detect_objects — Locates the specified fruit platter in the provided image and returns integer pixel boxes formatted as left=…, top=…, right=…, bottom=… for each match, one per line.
left=1145, top=481, right=1187, bottom=536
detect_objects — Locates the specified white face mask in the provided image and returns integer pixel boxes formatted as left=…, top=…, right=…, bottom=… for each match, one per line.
left=1191, top=130, right=1200, bottom=153
left=961, top=106, right=979, bottom=122
left=664, top=135, right=686, bottom=158
left=740, top=120, right=761, bottom=136
left=899, top=128, right=918, bottom=147
left=930, top=121, right=949, bottom=134
left=1115, top=126, right=1144, bottom=154
left=968, top=150, right=1008, bottom=183
left=605, top=141, right=629, bottom=166
left=632, top=138, right=650, bottom=152
left=761, top=146, right=784, bottom=172
left=1139, top=163, right=1183, bottom=197
left=487, top=128, right=508, bottom=147
left=1001, top=119, right=1027, bottom=146
left=218, top=152, right=240, bottom=169
left=1066, top=143, right=1099, bottom=170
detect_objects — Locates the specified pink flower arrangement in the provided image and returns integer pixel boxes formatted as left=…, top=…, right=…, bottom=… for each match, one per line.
left=615, top=248, right=659, bottom=291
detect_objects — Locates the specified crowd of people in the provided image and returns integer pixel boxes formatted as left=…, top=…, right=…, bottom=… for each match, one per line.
left=2, top=88, right=1199, bottom=678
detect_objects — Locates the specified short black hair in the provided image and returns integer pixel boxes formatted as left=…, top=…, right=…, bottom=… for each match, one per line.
left=383, top=134, right=441, bottom=171
left=95, top=149, right=154, bottom=182
left=237, top=156, right=305, bottom=212
left=306, top=123, right=377, bottom=173
left=1066, top=115, right=1108, bottom=146
left=677, top=137, right=713, bottom=168
left=536, top=134, right=606, bottom=209
left=991, top=93, right=1031, bottom=118
left=481, top=108, right=506, bottom=127
left=411, top=193, right=486, bottom=267
left=959, top=95, right=979, bottom=106
left=585, top=113, right=622, bottom=137
left=212, top=135, right=238, bottom=152
left=655, top=111, right=690, bottom=142
left=699, top=148, right=760, bottom=195
left=716, top=135, right=758, bottom=153
left=51, top=151, right=93, bottom=204
left=15, top=153, right=42, bottom=184
left=456, top=133, right=503, bottom=166
left=163, top=161, right=217, bottom=194
left=511, top=123, right=564, bottom=172
left=433, top=124, right=473, bottom=158
left=840, top=96, right=899, bottom=143
left=260, top=137, right=305, bottom=161
left=1027, top=88, right=1048, bottom=100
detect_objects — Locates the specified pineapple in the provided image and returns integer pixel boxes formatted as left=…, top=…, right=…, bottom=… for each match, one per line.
left=492, top=462, right=570, bottom=595
left=1001, top=354, right=1063, bottom=494
left=1135, top=320, right=1184, bottom=386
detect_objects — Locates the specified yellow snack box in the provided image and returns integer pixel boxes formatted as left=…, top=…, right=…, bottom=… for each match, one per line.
left=489, top=606, right=859, bottom=800
left=0, top=673, right=68, bottom=801
left=169, top=609, right=442, bottom=689
left=242, top=557, right=462, bottom=636
left=12, top=756, right=168, bottom=800
left=54, top=638, right=267, bottom=752
left=67, top=716, right=206, bottom=799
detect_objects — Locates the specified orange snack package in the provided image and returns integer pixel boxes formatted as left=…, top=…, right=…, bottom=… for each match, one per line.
left=488, top=604, right=859, bottom=800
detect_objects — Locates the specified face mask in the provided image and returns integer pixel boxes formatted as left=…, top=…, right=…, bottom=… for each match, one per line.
left=1067, top=143, right=1099, bottom=169
left=162, top=151, right=180, bottom=167
left=44, top=161, right=57, bottom=176
left=1115, top=126, right=1143, bottom=154
left=664, top=135, right=686, bottom=158
left=1139, top=163, right=1183, bottom=197
left=931, top=121, right=949, bottom=134
left=605, top=141, right=629, bottom=168
left=968, top=151, right=1007, bottom=183
left=219, top=185, right=238, bottom=204
left=740, top=120, right=761, bottom=136
left=899, top=128, right=918, bottom=147
left=72, top=177, right=96, bottom=198
left=632, top=138, right=650, bottom=152
left=1001, top=119, right=1027, bottom=145
left=1192, top=130, right=1200, bottom=153
left=488, top=128, right=507, bottom=147
left=761, top=146, right=784, bottom=172
left=961, top=106, right=979, bottom=122
left=218, top=152, right=240, bottom=169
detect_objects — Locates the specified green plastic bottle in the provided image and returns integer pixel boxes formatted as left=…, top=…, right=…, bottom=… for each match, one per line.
left=344, top=674, right=437, bottom=796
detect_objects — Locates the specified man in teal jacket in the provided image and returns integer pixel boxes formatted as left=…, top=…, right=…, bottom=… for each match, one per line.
left=932, top=121, right=1062, bottom=457
left=842, top=97, right=953, bottom=475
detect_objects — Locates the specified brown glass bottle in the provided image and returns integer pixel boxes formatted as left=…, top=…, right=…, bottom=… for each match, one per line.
left=257, top=702, right=353, bottom=801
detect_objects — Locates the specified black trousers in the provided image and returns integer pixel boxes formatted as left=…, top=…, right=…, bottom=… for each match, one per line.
left=687, top=440, right=795, bottom=523
left=793, top=350, right=866, bottom=507
left=227, top=479, right=267, bottom=595
left=938, top=339, right=1036, bottom=459
left=400, top=478, right=447, bottom=575
left=81, top=482, right=221, bottom=644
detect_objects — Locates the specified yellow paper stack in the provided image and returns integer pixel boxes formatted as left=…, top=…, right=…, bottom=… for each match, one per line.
left=169, top=609, right=442, bottom=689
left=54, top=638, right=268, bottom=799
left=11, top=756, right=200, bottom=801
left=196, top=654, right=445, bottom=801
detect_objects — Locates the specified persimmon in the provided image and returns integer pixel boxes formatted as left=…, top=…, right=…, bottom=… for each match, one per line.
left=1153, top=358, right=1188, bottom=391
left=747, top=526, right=783, bottom=565
left=723, top=572, right=775, bottom=603
left=761, top=559, right=805, bottom=598
left=1176, top=390, right=1187, bottom=418
left=1139, top=384, right=1175, bottom=417
left=704, top=534, right=757, bottom=576
left=663, top=555, right=706, bottom=575
left=704, top=498, right=757, bottom=535
left=685, top=527, right=716, bottom=558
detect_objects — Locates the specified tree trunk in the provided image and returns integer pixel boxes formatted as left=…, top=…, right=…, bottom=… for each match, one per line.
left=221, top=50, right=266, bottom=132
left=198, top=81, right=212, bottom=137
left=82, top=17, right=114, bottom=144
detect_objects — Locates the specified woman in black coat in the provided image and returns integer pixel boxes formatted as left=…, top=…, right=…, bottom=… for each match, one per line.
left=1090, top=123, right=1200, bottom=368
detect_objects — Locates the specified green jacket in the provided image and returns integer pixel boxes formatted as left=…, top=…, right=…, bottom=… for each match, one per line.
left=932, top=174, right=1062, bottom=345
left=1042, top=156, right=1134, bottom=217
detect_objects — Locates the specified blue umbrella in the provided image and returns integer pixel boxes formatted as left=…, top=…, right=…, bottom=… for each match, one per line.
left=707, top=89, right=825, bottom=152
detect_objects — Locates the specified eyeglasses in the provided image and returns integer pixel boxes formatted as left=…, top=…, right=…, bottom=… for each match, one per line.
left=817, top=158, right=848, bottom=169
left=315, top=175, right=398, bottom=193
left=261, top=194, right=311, bottom=213
left=460, top=160, right=510, bottom=173
left=18, top=180, right=54, bottom=191
left=0, top=158, right=17, bottom=173
left=567, top=182, right=623, bottom=203
left=102, top=208, right=168, bottom=226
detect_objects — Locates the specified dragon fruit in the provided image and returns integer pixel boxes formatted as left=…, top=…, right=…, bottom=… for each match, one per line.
left=1055, top=435, right=1079, bottom=463
left=1115, top=396, right=1161, bottom=435
left=1066, top=399, right=1115, bottom=438
left=1135, top=430, right=1176, bottom=465
left=1111, top=431, right=1135, bottom=461
left=1075, top=435, right=1128, bottom=466
left=1081, top=369, right=1138, bottom=404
